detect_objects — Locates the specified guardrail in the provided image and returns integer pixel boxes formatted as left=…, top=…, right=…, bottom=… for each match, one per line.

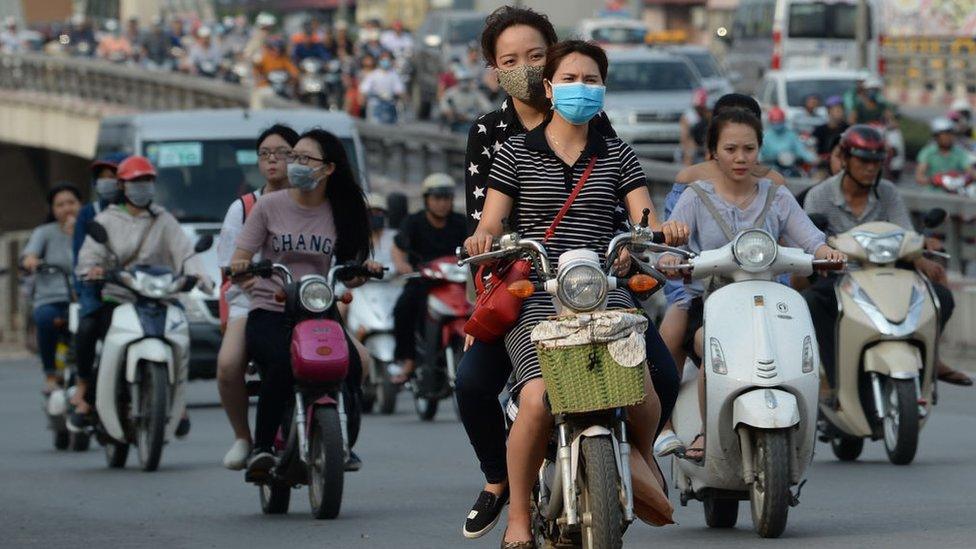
left=883, top=36, right=976, bottom=106
left=0, top=52, right=296, bottom=111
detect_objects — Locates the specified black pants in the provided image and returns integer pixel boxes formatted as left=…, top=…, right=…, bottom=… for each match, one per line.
left=246, top=309, right=363, bottom=452
left=75, top=303, right=119, bottom=383
left=803, top=275, right=955, bottom=387
left=454, top=324, right=680, bottom=485
left=393, top=280, right=429, bottom=361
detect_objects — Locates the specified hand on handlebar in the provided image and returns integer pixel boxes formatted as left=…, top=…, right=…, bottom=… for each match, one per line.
left=342, top=260, right=385, bottom=289
left=463, top=230, right=495, bottom=258
left=612, top=248, right=633, bottom=276
left=657, top=254, right=689, bottom=280
left=659, top=220, right=690, bottom=247
left=21, top=255, right=41, bottom=273
left=84, top=266, right=105, bottom=281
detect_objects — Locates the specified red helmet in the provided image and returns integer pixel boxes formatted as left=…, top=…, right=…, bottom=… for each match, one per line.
left=692, top=88, right=708, bottom=108
left=839, top=125, right=886, bottom=161
left=767, top=106, right=786, bottom=124
left=117, top=155, right=157, bottom=181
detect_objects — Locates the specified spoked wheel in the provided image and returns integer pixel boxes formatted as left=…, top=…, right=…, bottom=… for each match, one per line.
left=414, top=396, right=439, bottom=421
left=830, top=435, right=864, bottom=462
left=749, top=429, right=791, bottom=538
left=578, top=437, right=624, bottom=549
left=308, top=407, right=344, bottom=519
left=136, top=362, right=170, bottom=472
left=882, top=378, right=920, bottom=465
left=104, top=441, right=129, bottom=468
left=704, top=495, right=739, bottom=528
left=260, top=482, right=291, bottom=514
left=69, top=431, right=91, bottom=452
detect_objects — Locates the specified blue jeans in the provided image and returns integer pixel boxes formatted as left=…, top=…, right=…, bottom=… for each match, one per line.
left=33, top=303, right=68, bottom=375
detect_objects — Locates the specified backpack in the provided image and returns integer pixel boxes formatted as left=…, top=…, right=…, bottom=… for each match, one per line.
left=218, top=191, right=260, bottom=331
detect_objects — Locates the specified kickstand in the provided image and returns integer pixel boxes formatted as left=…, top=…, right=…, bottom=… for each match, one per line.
left=789, top=479, right=807, bottom=507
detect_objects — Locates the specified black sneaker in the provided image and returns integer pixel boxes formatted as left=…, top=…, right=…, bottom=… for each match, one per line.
left=175, top=416, right=191, bottom=439
left=463, top=486, right=509, bottom=539
left=245, top=449, right=276, bottom=482
left=344, top=451, right=362, bottom=472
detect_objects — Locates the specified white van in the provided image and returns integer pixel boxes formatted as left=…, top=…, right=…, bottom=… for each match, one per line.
left=576, top=18, right=648, bottom=49
left=724, top=0, right=882, bottom=91
left=95, top=109, right=368, bottom=379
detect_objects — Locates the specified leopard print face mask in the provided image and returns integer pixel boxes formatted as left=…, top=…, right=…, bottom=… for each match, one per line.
left=496, top=64, right=546, bottom=105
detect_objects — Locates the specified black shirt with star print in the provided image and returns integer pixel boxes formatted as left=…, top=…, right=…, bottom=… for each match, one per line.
left=463, top=97, right=617, bottom=234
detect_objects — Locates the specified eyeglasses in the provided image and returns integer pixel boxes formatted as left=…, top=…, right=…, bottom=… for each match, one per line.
left=286, top=152, right=326, bottom=165
left=257, top=148, right=290, bottom=161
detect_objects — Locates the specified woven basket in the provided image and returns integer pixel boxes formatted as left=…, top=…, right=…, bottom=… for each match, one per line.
left=533, top=310, right=647, bottom=414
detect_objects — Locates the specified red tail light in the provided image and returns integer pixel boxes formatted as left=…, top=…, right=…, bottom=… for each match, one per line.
left=771, top=29, right=782, bottom=70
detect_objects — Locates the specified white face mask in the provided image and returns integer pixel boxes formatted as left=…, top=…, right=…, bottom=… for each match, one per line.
left=124, top=181, right=155, bottom=207
left=95, top=178, right=119, bottom=202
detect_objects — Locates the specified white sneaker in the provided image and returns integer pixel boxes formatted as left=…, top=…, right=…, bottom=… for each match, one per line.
left=654, top=430, right=684, bottom=457
left=223, top=439, right=251, bottom=470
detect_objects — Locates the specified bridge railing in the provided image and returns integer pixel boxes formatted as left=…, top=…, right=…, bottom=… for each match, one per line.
left=0, top=52, right=295, bottom=111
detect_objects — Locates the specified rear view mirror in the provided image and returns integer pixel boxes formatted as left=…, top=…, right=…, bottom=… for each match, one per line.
left=808, top=214, right=830, bottom=232
left=194, top=234, right=214, bottom=254
left=86, top=221, right=109, bottom=244
left=923, top=208, right=947, bottom=229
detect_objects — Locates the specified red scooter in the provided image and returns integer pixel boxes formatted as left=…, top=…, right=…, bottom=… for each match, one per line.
left=932, top=170, right=975, bottom=198
left=411, top=255, right=471, bottom=421
left=227, top=260, right=380, bottom=519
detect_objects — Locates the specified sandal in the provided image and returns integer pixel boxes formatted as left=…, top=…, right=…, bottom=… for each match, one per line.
left=501, top=541, right=536, bottom=549
left=678, top=433, right=705, bottom=465
left=938, top=369, right=973, bottom=387
left=654, top=430, right=684, bottom=457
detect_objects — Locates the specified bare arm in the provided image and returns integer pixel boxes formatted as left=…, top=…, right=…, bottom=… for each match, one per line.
left=462, top=189, right=514, bottom=256
left=915, top=162, right=929, bottom=186
left=391, top=243, right=413, bottom=275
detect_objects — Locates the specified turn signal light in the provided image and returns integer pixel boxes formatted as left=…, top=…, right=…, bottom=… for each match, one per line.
left=507, top=279, right=535, bottom=298
left=274, top=291, right=286, bottom=303
left=339, top=291, right=353, bottom=304
left=628, top=274, right=658, bottom=293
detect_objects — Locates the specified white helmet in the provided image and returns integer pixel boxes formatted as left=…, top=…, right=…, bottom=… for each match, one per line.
left=366, top=192, right=386, bottom=211
left=422, top=173, right=455, bottom=196
left=863, top=75, right=884, bottom=89
left=931, top=117, right=954, bottom=134
left=197, top=26, right=212, bottom=38
left=255, top=12, right=276, bottom=28
left=951, top=97, right=972, bottom=114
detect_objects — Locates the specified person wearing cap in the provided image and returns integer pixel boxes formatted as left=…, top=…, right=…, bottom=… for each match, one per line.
left=915, top=117, right=976, bottom=187
left=679, top=88, right=710, bottom=166
left=389, top=174, right=467, bottom=384
left=71, top=155, right=214, bottom=427
left=949, top=98, right=973, bottom=140
left=804, top=125, right=971, bottom=387
left=812, top=95, right=850, bottom=163
left=760, top=106, right=817, bottom=175
left=439, top=68, right=492, bottom=133
left=187, top=25, right=223, bottom=75
left=848, top=74, right=891, bottom=125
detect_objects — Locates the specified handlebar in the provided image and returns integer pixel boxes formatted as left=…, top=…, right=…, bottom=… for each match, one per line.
left=812, top=259, right=847, bottom=271
left=224, top=260, right=385, bottom=288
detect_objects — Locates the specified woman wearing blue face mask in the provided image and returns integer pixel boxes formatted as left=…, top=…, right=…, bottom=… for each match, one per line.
left=463, top=40, right=688, bottom=546
left=229, top=129, right=383, bottom=476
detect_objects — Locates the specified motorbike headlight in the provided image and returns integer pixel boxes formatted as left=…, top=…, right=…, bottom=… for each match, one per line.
left=301, top=59, right=319, bottom=72
left=299, top=278, right=333, bottom=313
left=733, top=229, right=777, bottom=272
left=852, top=231, right=904, bottom=264
left=556, top=263, right=607, bottom=312
left=134, top=272, right=174, bottom=299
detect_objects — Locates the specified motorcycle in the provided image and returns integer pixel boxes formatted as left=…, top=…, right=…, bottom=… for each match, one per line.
left=227, top=260, right=381, bottom=519
left=267, top=70, right=293, bottom=100
left=31, top=264, right=89, bottom=452
left=345, top=267, right=401, bottom=415
left=411, top=255, right=471, bottom=421
left=664, top=228, right=843, bottom=538
left=81, top=221, right=212, bottom=471
left=816, top=209, right=948, bottom=465
left=932, top=171, right=976, bottom=198
left=459, top=212, right=670, bottom=548
left=298, top=57, right=328, bottom=109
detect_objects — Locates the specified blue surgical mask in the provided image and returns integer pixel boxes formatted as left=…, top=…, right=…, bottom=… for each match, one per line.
left=287, top=163, right=322, bottom=192
left=771, top=123, right=786, bottom=133
left=551, top=82, right=606, bottom=126
left=95, top=178, right=119, bottom=202
left=379, top=58, right=392, bottom=70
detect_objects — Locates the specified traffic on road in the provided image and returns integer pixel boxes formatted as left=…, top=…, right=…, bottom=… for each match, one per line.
left=4, top=2, right=976, bottom=549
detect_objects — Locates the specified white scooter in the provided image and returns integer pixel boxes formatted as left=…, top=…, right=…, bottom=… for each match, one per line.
left=345, top=266, right=401, bottom=415
left=665, top=228, right=843, bottom=538
left=83, top=221, right=212, bottom=471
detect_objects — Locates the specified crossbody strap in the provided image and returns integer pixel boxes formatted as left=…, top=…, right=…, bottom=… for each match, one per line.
left=753, top=183, right=778, bottom=229
left=688, top=183, right=736, bottom=241
left=544, top=156, right=598, bottom=243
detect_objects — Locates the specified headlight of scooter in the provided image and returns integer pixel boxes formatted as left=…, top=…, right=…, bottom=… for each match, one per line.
left=134, top=272, right=174, bottom=299
left=299, top=277, right=333, bottom=313
left=852, top=231, right=904, bottom=264
left=733, top=229, right=777, bottom=272
left=557, top=263, right=607, bottom=312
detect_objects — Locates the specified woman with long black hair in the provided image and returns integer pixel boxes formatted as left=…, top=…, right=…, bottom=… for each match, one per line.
left=230, top=128, right=381, bottom=477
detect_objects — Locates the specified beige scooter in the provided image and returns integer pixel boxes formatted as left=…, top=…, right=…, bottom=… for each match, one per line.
left=817, top=209, right=948, bottom=465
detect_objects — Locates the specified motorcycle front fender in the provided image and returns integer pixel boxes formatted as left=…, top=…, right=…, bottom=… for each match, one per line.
left=125, top=338, right=174, bottom=384
left=569, top=425, right=615, bottom=484
left=863, top=341, right=922, bottom=379
left=732, top=388, right=800, bottom=429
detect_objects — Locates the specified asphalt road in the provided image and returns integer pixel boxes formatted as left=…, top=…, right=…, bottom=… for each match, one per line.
left=2, top=355, right=974, bottom=548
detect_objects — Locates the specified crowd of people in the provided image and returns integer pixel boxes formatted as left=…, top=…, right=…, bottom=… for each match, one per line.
left=14, top=4, right=976, bottom=548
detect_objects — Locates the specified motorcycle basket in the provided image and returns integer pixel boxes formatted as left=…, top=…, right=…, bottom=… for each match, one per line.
left=531, top=310, right=647, bottom=414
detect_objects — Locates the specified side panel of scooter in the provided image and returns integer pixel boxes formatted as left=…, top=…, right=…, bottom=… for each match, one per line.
left=675, top=281, right=819, bottom=492
left=96, top=304, right=143, bottom=442
left=164, top=303, right=190, bottom=439
left=830, top=270, right=938, bottom=437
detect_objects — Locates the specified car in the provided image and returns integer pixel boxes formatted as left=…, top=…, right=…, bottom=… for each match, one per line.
left=95, top=109, right=368, bottom=379
left=602, top=49, right=703, bottom=160
left=757, top=68, right=869, bottom=133
left=575, top=17, right=648, bottom=49
left=411, top=10, right=487, bottom=120
left=661, top=44, right=735, bottom=102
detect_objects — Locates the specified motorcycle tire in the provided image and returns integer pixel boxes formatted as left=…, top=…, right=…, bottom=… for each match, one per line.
left=362, top=382, right=376, bottom=414
left=53, top=429, right=70, bottom=450
left=579, top=436, right=624, bottom=549
left=830, top=435, right=864, bottom=462
left=749, top=429, right=791, bottom=538
left=882, top=378, right=919, bottom=465
left=69, top=431, right=91, bottom=452
left=377, top=378, right=398, bottom=416
left=415, top=396, right=439, bottom=422
left=260, top=482, right=291, bottom=515
left=308, top=406, right=344, bottom=519
left=703, top=496, right=739, bottom=528
left=104, top=441, right=129, bottom=468
left=136, top=362, right=169, bottom=472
